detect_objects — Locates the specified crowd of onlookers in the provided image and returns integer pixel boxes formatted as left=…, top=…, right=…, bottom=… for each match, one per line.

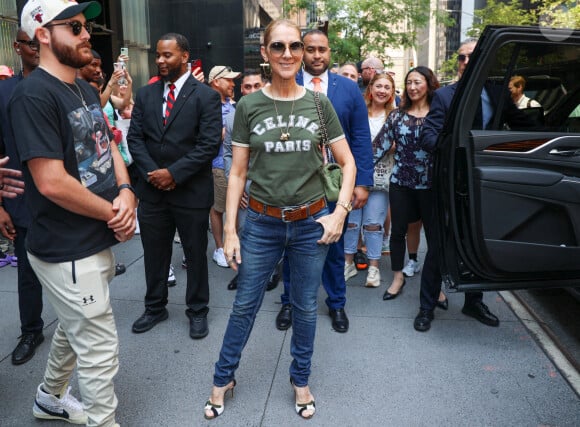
left=1, top=3, right=528, bottom=423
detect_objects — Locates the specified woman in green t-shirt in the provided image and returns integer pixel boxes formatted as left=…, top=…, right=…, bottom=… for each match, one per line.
left=204, top=19, right=356, bottom=421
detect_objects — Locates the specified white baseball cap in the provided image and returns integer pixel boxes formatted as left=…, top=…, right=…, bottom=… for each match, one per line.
left=21, top=0, right=102, bottom=39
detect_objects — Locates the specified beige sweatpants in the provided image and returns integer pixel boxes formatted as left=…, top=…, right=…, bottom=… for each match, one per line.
left=29, top=248, right=119, bottom=427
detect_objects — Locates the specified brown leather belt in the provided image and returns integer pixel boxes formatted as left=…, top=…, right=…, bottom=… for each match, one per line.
left=248, top=196, right=326, bottom=222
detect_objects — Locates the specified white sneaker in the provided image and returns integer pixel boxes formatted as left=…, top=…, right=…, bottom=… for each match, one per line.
left=402, top=259, right=421, bottom=277
left=344, top=262, right=357, bottom=281
left=381, top=235, right=390, bottom=254
left=167, top=264, right=176, bottom=287
left=365, top=266, right=381, bottom=287
left=33, top=383, right=87, bottom=424
left=213, top=248, right=229, bottom=268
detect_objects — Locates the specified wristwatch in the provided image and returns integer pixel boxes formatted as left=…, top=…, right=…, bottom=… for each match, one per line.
left=336, top=200, right=352, bottom=212
left=118, top=183, right=136, bottom=195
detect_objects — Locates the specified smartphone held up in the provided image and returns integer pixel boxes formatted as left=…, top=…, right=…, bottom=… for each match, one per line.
left=187, top=59, right=202, bottom=73
left=114, top=48, right=129, bottom=85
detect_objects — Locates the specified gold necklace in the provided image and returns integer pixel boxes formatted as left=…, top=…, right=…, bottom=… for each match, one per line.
left=271, top=88, right=297, bottom=142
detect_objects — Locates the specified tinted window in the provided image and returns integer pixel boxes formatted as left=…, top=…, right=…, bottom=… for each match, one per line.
left=474, top=41, right=580, bottom=132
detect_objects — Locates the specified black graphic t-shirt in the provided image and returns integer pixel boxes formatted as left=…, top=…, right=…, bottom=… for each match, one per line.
left=9, top=68, right=118, bottom=262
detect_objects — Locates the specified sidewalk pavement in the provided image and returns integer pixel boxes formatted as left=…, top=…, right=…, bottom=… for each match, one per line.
left=1, top=234, right=578, bottom=426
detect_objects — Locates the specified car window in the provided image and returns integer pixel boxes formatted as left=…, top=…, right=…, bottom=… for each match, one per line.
left=472, top=40, right=580, bottom=133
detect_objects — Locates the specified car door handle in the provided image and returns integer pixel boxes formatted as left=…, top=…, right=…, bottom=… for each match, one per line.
left=549, top=148, right=580, bottom=157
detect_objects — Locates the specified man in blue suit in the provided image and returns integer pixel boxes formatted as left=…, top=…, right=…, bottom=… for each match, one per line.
left=275, top=30, right=373, bottom=333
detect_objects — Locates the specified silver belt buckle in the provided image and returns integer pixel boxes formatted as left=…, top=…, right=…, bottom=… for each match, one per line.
left=280, top=207, right=298, bottom=222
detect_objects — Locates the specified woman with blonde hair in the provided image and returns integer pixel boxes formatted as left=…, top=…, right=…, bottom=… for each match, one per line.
left=344, top=73, right=395, bottom=287
left=203, top=18, right=356, bottom=420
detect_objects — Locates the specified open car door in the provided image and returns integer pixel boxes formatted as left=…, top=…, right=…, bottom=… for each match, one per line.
left=435, top=26, right=580, bottom=292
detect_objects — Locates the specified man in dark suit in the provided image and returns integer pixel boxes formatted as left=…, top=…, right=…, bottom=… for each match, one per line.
left=128, top=33, right=222, bottom=339
left=275, top=29, right=373, bottom=333
left=0, top=28, right=44, bottom=365
left=416, top=39, right=500, bottom=332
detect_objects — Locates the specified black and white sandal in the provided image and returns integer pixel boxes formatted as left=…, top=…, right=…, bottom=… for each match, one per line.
left=203, top=380, right=236, bottom=420
left=290, top=378, right=316, bottom=419
left=295, top=400, right=316, bottom=419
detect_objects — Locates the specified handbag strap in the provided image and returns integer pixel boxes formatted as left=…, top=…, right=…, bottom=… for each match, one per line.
left=372, top=125, right=389, bottom=167
left=313, top=91, right=333, bottom=163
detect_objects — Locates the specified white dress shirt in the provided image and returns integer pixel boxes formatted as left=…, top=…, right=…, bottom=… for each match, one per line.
left=162, top=71, right=190, bottom=117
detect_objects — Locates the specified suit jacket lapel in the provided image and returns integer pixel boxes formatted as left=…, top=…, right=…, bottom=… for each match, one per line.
left=154, top=81, right=165, bottom=132
left=165, top=76, right=196, bottom=129
left=327, top=73, right=338, bottom=101
left=295, top=69, right=304, bottom=86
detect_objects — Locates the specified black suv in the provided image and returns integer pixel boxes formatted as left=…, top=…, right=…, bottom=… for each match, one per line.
left=435, top=26, right=580, bottom=292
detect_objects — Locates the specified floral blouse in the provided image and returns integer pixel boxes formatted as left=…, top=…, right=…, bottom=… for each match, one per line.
left=385, top=108, right=432, bottom=190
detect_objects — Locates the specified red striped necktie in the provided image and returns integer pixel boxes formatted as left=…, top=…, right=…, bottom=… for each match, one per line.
left=164, top=83, right=176, bottom=126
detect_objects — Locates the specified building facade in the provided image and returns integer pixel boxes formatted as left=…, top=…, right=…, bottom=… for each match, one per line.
left=1, top=1, right=282, bottom=97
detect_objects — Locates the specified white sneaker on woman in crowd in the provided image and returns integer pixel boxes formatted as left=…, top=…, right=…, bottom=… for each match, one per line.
left=365, top=266, right=381, bottom=287
left=402, top=259, right=421, bottom=277
left=344, top=262, right=357, bottom=281
left=213, top=248, right=229, bottom=268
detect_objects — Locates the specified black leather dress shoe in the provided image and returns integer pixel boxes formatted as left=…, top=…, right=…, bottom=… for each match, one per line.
left=414, top=309, right=434, bottom=332
left=276, top=304, right=292, bottom=331
left=115, top=263, right=126, bottom=276
left=189, top=316, right=209, bottom=339
left=436, top=298, right=449, bottom=310
left=12, top=333, right=44, bottom=365
left=329, top=308, right=349, bottom=333
left=462, top=302, right=499, bottom=327
left=383, top=279, right=406, bottom=301
left=227, top=275, right=238, bottom=290
left=132, top=309, right=169, bottom=333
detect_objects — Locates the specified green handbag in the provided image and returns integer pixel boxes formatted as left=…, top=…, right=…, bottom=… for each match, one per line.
left=314, top=91, right=342, bottom=202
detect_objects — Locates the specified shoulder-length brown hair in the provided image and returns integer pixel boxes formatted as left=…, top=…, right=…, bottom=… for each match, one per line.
left=400, top=66, right=440, bottom=111
left=364, top=73, right=396, bottom=117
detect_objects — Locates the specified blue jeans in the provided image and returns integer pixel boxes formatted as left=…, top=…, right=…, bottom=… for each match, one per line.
left=280, top=201, right=348, bottom=310
left=344, top=190, right=389, bottom=260
left=213, top=206, right=330, bottom=387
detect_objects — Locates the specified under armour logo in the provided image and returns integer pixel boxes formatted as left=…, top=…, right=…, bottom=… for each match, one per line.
left=82, top=295, right=96, bottom=306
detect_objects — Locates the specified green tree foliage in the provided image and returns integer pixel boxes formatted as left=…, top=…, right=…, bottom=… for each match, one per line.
left=439, top=0, right=579, bottom=81
left=326, top=0, right=434, bottom=64
left=467, top=0, right=537, bottom=37
left=536, top=0, right=580, bottom=29
left=285, top=0, right=448, bottom=65
left=468, top=0, right=580, bottom=37
left=438, top=53, right=460, bottom=83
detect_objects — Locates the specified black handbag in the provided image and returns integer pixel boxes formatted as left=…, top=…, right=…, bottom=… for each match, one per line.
left=314, top=91, right=342, bottom=202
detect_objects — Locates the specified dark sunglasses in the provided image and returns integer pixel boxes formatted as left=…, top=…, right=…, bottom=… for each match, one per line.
left=268, top=41, right=304, bottom=55
left=457, top=54, right=470, bottom=62
left=17, top=39, right=40, bottom=51
left=45, top=20, right=93, bottom=36
left=212, top=66, right=232, bottom=80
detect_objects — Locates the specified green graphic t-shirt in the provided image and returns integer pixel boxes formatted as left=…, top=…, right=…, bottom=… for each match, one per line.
left=232, top=87, right=345, bottom=206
